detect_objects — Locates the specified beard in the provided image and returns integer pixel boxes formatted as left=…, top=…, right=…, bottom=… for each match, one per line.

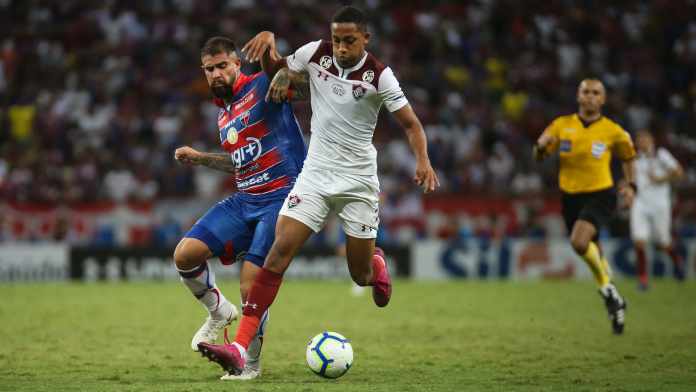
left=211, top=83, right=233, bottom=101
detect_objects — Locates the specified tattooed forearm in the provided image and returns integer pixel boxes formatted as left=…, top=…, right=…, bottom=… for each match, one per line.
left=197, top=152, right=236, bottom=173
left=288, top=70, right=309, bottom=100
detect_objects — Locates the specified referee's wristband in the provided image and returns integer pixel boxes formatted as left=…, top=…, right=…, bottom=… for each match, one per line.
left=628, top=182, right=637, bottom=193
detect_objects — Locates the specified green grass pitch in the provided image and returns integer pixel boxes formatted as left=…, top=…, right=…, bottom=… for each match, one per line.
left=1, top=279, right=695, bottom=391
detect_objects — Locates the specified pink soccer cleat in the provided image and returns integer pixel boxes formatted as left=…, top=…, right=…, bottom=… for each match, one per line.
left=198, top=341, right=246, bottom=376
left=371, top=247, right=392, bottom=307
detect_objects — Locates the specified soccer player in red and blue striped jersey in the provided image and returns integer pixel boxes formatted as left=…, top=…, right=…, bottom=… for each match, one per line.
left=172, top=36, right=307, bottom=380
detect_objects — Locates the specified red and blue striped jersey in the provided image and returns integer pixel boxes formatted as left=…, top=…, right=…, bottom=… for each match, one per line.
left=215, top=72, right=306, bottom=202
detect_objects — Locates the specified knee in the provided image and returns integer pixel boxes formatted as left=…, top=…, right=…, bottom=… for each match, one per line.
left=570, top=237, right=589, bottom=255
left=173, top=240, right=206, bottom=270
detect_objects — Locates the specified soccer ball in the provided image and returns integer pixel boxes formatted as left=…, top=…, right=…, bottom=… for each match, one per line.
left=306, top=331, right=353, bottom=379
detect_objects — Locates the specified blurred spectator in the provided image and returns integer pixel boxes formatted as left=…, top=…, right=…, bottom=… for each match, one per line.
left=1, top=0, right=695, bottom=245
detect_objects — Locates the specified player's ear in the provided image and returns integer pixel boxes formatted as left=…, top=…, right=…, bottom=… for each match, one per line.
left=362, top=31, right=371, bottom=45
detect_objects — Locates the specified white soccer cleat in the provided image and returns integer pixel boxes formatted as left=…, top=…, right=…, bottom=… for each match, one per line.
left=219, top=361, right=261, bottom=381
left=191, top=300, right=238, bottom=351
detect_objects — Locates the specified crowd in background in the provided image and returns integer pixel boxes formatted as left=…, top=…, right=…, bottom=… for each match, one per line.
left=1, top=0, right=696, bottom=245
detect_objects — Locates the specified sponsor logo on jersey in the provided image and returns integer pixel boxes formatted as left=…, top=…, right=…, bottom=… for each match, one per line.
left=332, top=83, right=346, bottom=96
left=361, top=224, right=376, bottom=232
left=226, top=127, right=238, bottom=144
left=352, top=85, right=366, bottom=100
left=237, top=162, right=260, bottom=177
left=237, top=172, right=271, bottom=188
left=560, top=139, right=572, bottom=152
left=362, top=70, right=374, bottom=83
left=591, top=141, right=606, bottom=158
left=287, top=194, right=301, bottom=208
left=232, top=137, right=263, bottom=168
left=234, top=90, right=255, bottom=111
left=563, top=127, right=576, bottom=133
left=320, top=55, right=332, bottom=69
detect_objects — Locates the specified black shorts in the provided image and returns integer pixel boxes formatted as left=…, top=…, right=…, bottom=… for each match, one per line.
left=561, top=188, right=616, bottom=234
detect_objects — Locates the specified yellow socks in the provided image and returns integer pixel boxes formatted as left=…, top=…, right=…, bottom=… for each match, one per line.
left=581, top=241, right=611, bottom=287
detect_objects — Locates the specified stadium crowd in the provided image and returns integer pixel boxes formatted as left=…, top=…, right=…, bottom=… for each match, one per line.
left=1, top=0, right=696, bottom=244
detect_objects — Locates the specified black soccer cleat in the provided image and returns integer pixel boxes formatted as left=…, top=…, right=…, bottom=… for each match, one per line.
left=599, top=283, right=627, bottom=335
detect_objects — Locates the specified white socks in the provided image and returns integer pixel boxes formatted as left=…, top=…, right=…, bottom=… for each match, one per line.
left=177, top=262, right=230, bottom=315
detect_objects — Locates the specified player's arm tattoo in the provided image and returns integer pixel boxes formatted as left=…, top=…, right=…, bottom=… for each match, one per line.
left=197, top=152, right=236, bottom=173
left=269, top=68, right=309, bottom=101
left=288, top=70, right=310, bottom=100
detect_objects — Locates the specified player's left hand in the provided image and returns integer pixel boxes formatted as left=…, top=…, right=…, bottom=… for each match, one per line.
left=266, top=68, right=291, bottom=102
left=618, top=184, right=635, bottom=209
left=414, top=159, right=440, bottom=194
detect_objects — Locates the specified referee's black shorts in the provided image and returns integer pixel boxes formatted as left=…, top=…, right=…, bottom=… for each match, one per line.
left=561, top=187, right=616, bottom=234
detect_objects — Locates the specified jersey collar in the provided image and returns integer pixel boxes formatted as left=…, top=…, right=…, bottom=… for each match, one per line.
left=212, top=72, right=252, bottom=108
left=575, top=113, right=603, bottom=128
left=333, top=51, right=368, bottom=78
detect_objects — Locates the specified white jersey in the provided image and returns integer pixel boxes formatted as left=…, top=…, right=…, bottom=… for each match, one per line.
left=634, top=147, right=679, bottom=209
left=286, top=40, right=409, bottom=175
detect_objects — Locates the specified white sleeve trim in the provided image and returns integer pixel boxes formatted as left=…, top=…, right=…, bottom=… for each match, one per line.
left=378, top=67, right=409, bottom=112
left=286, top=40, right=321, bottom=73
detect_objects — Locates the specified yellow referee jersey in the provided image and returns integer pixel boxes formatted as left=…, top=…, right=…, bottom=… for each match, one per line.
left=542, top=114, right=636, bottom=194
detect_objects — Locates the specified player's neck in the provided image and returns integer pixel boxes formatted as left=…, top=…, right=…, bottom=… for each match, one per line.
left=336, top=51, right=366, bottom=70
left=577, top=111, right=601, bottom=127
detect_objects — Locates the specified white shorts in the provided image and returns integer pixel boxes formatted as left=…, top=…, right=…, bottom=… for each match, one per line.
left=279, top=167, right=380, bottom=239
left=630, top=202, right=671, bottom=246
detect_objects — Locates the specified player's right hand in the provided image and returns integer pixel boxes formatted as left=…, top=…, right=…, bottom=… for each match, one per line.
left=414, top=159, right=440, bottom=194
left=242, top=31, right=276, bottom=63
left=174, top=146, right=201, bottom=166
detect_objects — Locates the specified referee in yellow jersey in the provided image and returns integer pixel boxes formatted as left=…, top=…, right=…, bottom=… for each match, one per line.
left=533, top=78, right=636, bottom=335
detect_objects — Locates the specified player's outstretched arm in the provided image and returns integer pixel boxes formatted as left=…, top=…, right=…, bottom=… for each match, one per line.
left=242, top=31, right=286, bottom=79
left=532, top=131, right=558, bottom=161
left=174, top=146, right=236, bottom=174
left=391, top=104, right=440, bottom=193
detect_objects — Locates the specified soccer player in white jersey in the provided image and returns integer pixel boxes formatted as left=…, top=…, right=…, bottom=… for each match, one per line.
left=197, top=6, right=439, bottom=376
left=631, top=130, right=685, bottom=290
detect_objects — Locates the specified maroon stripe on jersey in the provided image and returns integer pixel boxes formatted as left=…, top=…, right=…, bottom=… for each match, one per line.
left=221, top=120, right=270, bottom=151
left=308, top=40, right=339, bottom=76
left=346, top=53, right=386, bottom=89
left=243, top=175, right=290, bottom=194
left=236, top=148, right=283, bottom=180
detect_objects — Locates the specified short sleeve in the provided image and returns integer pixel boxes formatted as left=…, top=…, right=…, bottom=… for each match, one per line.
left=612, top=126, right=636, bottom=160
left=378, top=67, right=409, bottom=112
left=657, top=148, right=679, bottom=170
left=286, top=40, right=321, bottom=73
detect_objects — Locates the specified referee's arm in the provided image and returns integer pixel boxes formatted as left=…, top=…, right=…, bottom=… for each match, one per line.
left=532, top=132, right=558, bottom=161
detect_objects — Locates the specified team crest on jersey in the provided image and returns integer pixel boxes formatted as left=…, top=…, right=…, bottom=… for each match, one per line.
left=560, top=139, right=572, bottom=152
left=287, top=194, right=301, bottom=208
left=332, top=83, right=346, bottom=96
left=226, top=127, right=238, bottom=144
left=362, top=70, right=375, bottom=83
left=240, top=110, right=251, bottom=128
left=591, top=141, right=606, bottom=158
left=352, top=85, right=366, bottom=100
left=320, top=55, right=332, bottom=69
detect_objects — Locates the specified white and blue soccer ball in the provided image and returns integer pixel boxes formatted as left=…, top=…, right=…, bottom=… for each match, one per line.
left=306, top=331, right=353, bottom=379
